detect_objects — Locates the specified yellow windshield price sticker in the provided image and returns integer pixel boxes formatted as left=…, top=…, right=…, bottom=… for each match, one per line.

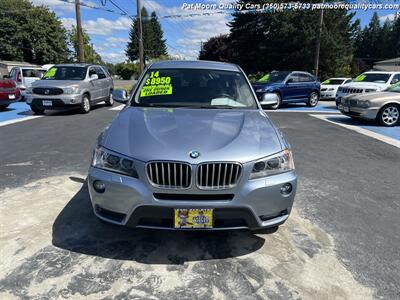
left=43, top=68, right=57, bottom=79
left=140, top=70, right=173, bottom=97
left=355, top=74, right=366, bottom=82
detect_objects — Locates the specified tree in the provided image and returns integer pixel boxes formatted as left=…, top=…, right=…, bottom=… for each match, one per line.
left=115, top=63, right=138, bottom=80
left=223, top=0, right=355, bottom=79
left=68, top=26, right=103, bottom=64
left=0, top=0, right=69, bottom=64
left=126, top=8, right=167, bottom=62
left=199, top=34, right=231, bottom=62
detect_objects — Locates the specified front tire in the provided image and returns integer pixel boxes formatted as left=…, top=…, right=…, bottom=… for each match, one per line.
left=267, top=92, right=281, bottom=110
left=105, top=91, right=114, bottom=106
left=31, top=107, right=44, bottom=114
left=80, top=94, right=91, bottom=114
left=377, top=104, right=399, bottom=127
left=307, top=91, right=319, bottom=107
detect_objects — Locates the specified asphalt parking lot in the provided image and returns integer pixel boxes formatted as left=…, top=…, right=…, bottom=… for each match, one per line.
left=0, top=101, right=399, bottom=299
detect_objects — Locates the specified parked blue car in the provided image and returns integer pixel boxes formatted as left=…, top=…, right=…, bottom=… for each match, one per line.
left=252, top=71, right=321, bottom=109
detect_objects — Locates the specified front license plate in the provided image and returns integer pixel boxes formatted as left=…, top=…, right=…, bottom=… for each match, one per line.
left=42, top=100, right=52, bottom=106
left=344, top=106, right=350, bottom=112
left=8, top=94, right=16, bottom=100
left=174, top=208, right=213, bottom=229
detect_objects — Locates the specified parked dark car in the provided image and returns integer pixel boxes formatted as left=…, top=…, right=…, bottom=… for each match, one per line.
left=0, top=79, right=21, bottom=110
left=252, top=71, right=321, bottom=109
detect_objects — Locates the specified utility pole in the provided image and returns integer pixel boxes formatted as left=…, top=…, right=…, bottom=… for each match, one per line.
left=75, top=0, right=85, bottom=63
left=137, top=0, right=144, bottom=73
left=314, top=0, right=324, bottom=78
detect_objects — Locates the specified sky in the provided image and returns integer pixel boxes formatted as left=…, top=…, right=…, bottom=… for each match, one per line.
left=30, top=0, right=399, bottom=64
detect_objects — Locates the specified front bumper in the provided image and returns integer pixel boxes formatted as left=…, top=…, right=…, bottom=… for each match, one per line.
left=26, top=94, right=82, bottom=110
left=88, top=166, right=297, bottom=230
left=320, top=91, right=336, bottom=99
left=0, top=93, right=21, bottom=105
left=338, top=104, right=379, bottom=120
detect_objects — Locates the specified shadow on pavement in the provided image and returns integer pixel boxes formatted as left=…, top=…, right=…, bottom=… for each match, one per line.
left=52, top=182, right=266, bottom=264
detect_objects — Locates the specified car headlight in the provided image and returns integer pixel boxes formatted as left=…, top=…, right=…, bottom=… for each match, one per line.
left=338, top=87, right=343, bottom=92
left=92, top=146, right=138, bottom=178
left=64, top=87, right=79, bottom=94
left=328, top=88, right=334, bottom=91
left=365, top=89, right=376, bottom=93
left=256, top=88, right=272, bottom=93
left=250, top=149, right=294, bottom=179
left=358, top=100, right=371, bottom=108
left=26, top=87, right=33, bottom=94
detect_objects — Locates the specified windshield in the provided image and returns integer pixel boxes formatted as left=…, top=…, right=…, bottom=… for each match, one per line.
left=354, top=73, right=391, bottom=83
left=322, top=79, right=345, bottom=85
left=22, top=69, right=45, bottom=78
left=257, top=71, right=290, bottom=83
left=386, top=82, right=400, bottom=93
left=132, top=68, right=257, bottom=109
left=42, top=66, right=87, bottom=80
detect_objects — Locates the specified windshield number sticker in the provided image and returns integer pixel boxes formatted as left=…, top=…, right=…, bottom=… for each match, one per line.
left=141, top=71, right=172, bottom=97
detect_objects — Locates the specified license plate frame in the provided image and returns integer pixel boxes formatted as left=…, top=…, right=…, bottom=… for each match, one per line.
left=42, top=100, right=53, bottom=106
left=174, top=208, right=213, bottom=229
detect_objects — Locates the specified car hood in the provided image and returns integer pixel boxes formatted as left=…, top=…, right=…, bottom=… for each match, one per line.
left=321, top=84, right=340, bottom=89
left=31, top=80, right=82, bottom=88
left=252, top=82, right=282, bottom=90
left=342, top=82, right=387, bottom=90
left=102, top=107, right=283, bottom=163
left=0, top=80, right=16, bottom=88
left=348, top=92, right=400, bottom=102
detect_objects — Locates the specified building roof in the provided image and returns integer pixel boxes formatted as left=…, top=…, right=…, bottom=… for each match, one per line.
left=374, top=57, right=400, bottom=65
left=149, top=60, right=241, bottom=72
left=0, top=60, right=39, bottom=67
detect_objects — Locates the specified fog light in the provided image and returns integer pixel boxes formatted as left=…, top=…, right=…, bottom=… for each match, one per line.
left=93, top=180, right=106, bottom=193
left=280, top=183, right=292, bottom=195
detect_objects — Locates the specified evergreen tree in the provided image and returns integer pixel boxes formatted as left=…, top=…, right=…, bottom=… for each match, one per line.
left=362, top=12, right=382, bottom=59
left=149, top=11, right=167, bottom=58
left=126, top=8, right=167, bottom=62
left=0, top=0, right=69, bottom=64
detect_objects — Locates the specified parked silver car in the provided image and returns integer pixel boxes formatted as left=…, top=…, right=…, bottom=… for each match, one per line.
left=88, top=60, right=297, bottom=231
left=25, top=64, right=114, bottom=114
left=339, top=82, right=400, bottom=126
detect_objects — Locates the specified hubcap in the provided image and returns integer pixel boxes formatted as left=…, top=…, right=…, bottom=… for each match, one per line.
left=84, top=98, right=90, bottom=111
left=310, top=93, right=318, bottom=105
left=382, top=106, right=399, bottom=125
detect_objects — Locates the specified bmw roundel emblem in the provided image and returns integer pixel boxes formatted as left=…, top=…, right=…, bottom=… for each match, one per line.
left=189, top=150, right=200, bottom=159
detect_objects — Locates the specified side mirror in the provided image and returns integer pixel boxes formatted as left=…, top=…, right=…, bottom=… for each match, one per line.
left=260, top=93, right=279, bottom=106
left=90, top=74, right=99, bottom=80
left=112, top=89, right=129, bottom=104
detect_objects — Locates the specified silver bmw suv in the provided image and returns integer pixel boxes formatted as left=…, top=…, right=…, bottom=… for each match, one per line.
left=88, top=60, right=297, bottom=231
left=25, top=64, right=114, bottom=114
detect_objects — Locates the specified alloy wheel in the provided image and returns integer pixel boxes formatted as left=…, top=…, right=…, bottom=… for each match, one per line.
left=381, top=106, right=399, bottom=126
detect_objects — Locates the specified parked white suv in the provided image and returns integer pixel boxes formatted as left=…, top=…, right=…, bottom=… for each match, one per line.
left=320, top=77, right=352, bottom=100
left=336, top=71, right=400, bottom=107
left=8, top=66, right=46, bottom=99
